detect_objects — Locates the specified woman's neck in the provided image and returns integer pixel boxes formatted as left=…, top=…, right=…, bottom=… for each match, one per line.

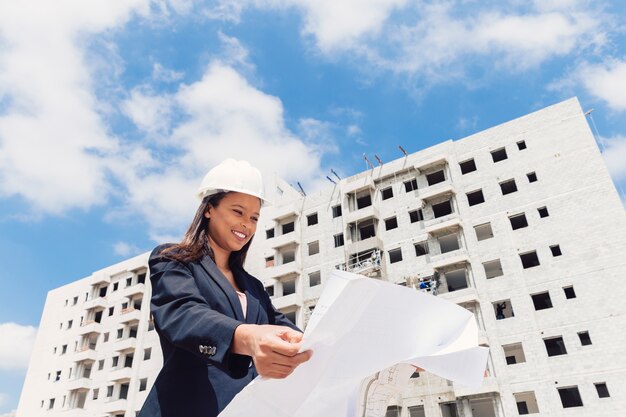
left=207, top=235, right=231, bottom=271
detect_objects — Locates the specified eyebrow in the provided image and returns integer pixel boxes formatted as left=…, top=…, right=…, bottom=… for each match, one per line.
left=231, top=203, right=260, bottom=216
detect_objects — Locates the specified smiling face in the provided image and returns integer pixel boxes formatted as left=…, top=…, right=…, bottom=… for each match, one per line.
left=205, top=191, right=261, bottom=257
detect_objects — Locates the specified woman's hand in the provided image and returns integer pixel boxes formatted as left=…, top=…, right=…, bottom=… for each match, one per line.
left=232, top=324, right=312, bottom=379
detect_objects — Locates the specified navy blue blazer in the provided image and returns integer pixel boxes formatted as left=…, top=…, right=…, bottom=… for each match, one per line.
left=138, top=244, right=298, bottom=417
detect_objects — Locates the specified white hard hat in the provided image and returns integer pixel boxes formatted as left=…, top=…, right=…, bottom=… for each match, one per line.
left=197, top=159, right=270, bottom=205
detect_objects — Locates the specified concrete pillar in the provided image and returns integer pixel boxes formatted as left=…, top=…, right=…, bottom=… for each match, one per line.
left=458, top=398, right=473, bottom=417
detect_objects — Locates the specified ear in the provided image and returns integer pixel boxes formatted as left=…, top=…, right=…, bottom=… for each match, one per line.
left=204, top=207, right=212, bottom=219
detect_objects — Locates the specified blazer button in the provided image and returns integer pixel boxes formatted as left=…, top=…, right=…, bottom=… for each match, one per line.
left=199, top=345, right=205, bottom=354
left=210, top=346, right=216, bottom=356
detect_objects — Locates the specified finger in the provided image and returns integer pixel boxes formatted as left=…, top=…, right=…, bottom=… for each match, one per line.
left=280, top=328, right=304, bottom=343
left=268, top=338, right=302, bottom=357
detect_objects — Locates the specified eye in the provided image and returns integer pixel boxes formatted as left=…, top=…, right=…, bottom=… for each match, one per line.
left=233, top=209, right=243, bottom=216
left=251, top=216, right=259, bottom=223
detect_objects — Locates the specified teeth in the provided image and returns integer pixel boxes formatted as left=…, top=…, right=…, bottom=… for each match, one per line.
left=233, top=230, right=246, bottom=239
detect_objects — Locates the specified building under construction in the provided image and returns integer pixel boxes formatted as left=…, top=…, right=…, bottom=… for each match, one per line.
left=16, top=97, right=626, bottom=417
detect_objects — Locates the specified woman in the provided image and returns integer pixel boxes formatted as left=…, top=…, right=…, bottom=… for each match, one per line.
left=139, top=159, right=312, bottom=417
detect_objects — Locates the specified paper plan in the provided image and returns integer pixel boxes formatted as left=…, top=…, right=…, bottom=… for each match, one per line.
left=219, top=270, right=489, bottom=417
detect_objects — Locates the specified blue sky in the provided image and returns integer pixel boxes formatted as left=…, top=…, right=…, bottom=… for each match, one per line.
left=0, top=0, right=625, bottom=414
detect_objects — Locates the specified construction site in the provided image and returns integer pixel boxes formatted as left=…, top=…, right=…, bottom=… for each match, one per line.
left=16, top=97, right=626, bottom=417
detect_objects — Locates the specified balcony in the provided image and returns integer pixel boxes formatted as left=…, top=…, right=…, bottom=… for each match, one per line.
left=346, top=235, right=384, bottom=257
left=119, top=308, right=142, bottom=324
left=430, top=252, right=469, bottom=271
left=439, top=287, right=479, bottom=304
left=109, top=366, right=133, bottom=382
left=345, top=204, right=379, bottom=225
left=66, top=377, right=91, bottom=391
left=419, top=183, right=455, bottom=203
left=90, top=271, right=110, bottom=286
left=266, top=260, right=301, bottom=280
left=78, top=321, right=103, bottom=335
left=271, top=202, right=301, bottom=221
left=84, top=296, right=107, bottom=310
left=269, top=230, right=300, bottom=249
left=122, top=282, right=146, bottom=297
left=272, top=293, right=300, bottom=310
left=73, top=347, right=97, bottom=363
left=103, top=399, right=128, bottom=414
left=454, top=376, right=499, bottom=397
left=113, top=337, right=137, bottom=353
left=414, top=156, right=448, bottom=172
left=341, top=176, right=374, bottom=194
left=426, top=218, right=461, bottom=236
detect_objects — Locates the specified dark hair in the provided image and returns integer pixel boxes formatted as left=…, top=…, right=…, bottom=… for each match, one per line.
left=161, top=191, right=254, bottom=269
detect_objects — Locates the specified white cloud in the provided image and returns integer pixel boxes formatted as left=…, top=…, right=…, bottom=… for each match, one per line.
left=151, top=62, right=184, bottom=83
left=601, top=136, right=626, bottom=182
left=283, top=0, right=409, bottom=53
left=0, top=0, right=150, bottom=214
left=113, top=241, right=143, bottom=257
left=220, top=1, right=605, bottom=84
left=122, top=88, right=173, bottom=135
left=0, top=323, right=37, bottom=371
left=578, top=58, right=626, bottom=112
left=116, top=61, right=328, bottom=240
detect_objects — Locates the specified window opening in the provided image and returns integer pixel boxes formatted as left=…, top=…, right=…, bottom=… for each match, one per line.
left=491, top=148, right=508, bottom=162
left=544, top=336, right=567, bottom=356
left=520, top=251, right=540, bottom=269
left=459, top=159, right=477, bottom=174
left=595, top=382, right=610, bottom=398
left=509, top=213, right=528, bottom=230
left=334, top=233, right=344, bottom=248
left=414, top=241, right=428, bottom=257
left=432, top=200, right=453, bottom=217
left=309, top=271, right=321, bottom=287
left=550, top=245, right=562, bottom=257
left=578, top=331, right=592, bottom=346
left=307, top=213, right=318, bottom=226
left=388, top=248, right=403, bottom=264
left=558, top=386, right=583, bottom=408
left=531, top=292, right=553, bottom=310
left=404, top=178, right=418, bottom=192
left=514, top=391, right=539, bottom=414
left=308, top=241, right=319, bottom=256
left=527, top=172, right=537, bottom=182
left=474, top=223, right=493, bottom=240
left=563, top=286, right=576, bottom=299
left=332, top=205, right=342, bottom=218
left=493, top=300, right=514, bottom=320
left=438, top=233, right=460, bottom=253
left=409, top=209, right=424, bottom=223
left=467, top=190, right=485, bottom=206
left=538, top=206, right=549, bottom=218
left=503, top=343, right=526, bottom=365
left=356, top=193, right=372, bottom=209
left=517, top=140, right=527, bottom=150
left=426, top=170, right=445, bottom=186
left=483, top=260, right=503, bottom=279
left=500, top=179, right=518, bottom=195
left=381, top=187, right=393, bottom=200
left=385, top=216, right=398, bottom=231
left=282, top=277, right=296, bottom=296
left=282, top=221, right=294, bottom=234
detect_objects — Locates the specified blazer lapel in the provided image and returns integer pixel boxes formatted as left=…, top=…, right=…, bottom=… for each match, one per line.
left=233, top=267, right=262, bottom=324
left=199, top=255, right=245, bottom=322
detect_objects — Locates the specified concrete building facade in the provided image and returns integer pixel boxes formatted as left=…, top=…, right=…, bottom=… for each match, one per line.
left=17, top=97, right=626, bottom=417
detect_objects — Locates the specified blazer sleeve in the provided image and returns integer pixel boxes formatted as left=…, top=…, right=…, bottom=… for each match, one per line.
left=149, top=246, right=246, bottom=369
